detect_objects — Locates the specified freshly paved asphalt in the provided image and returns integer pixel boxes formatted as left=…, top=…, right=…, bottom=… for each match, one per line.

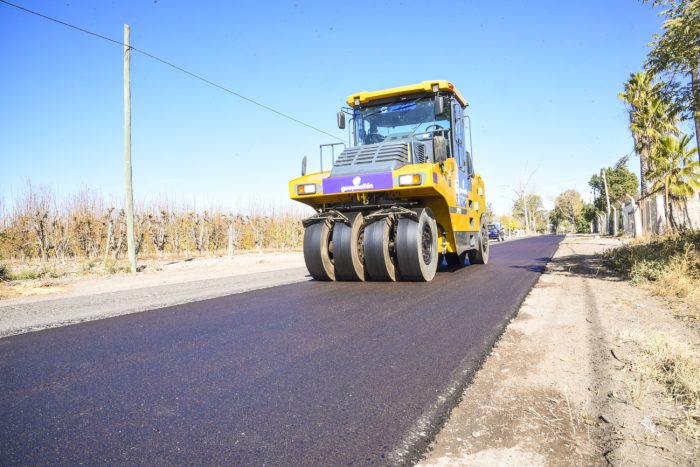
left=0, top=235, right=562, bottom=466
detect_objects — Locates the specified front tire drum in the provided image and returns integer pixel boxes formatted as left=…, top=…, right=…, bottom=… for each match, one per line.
left=333, top=213, right=366, bottom=281
left=303, top=222, right=335, bottom=281
left=363, top=218, right=398, bottom=281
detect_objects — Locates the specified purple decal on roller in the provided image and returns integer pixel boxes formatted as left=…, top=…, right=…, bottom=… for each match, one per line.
left=322, top=172, right=393, bottom=194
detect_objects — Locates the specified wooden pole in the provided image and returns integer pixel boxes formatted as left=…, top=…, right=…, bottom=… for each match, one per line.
left=124, top=24, right=137, bottom=273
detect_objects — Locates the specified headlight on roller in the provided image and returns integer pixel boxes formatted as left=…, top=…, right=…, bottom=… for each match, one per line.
left=398, top=174, right=422, bottom=186
left=297, top=183, right=317, bottom=195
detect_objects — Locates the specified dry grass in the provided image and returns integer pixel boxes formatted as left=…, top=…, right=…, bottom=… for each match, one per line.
left=619, top=325, right=700, bottom=439
left=0, top=280, right=68, bottom=299
left=624, top=374, right=652, bottom=410
left=653, top=245, right=699, bottom=296
left=604, top=232, right=700, bottom=321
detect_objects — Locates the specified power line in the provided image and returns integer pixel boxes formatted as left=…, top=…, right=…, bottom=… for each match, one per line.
left=0, top=0, right=343, bottom=142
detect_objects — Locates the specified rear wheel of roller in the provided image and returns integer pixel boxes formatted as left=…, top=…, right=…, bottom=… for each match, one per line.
left=468, top=215, right=490, bottom=265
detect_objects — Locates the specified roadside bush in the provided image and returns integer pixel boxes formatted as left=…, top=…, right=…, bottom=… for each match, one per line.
left=604, top=231, right=700, bottom=318
left=0, top=263, right=9, bottom=281
left=604, top=232, right=700, bottom=283
left=3, top=266, right=66, bottom=281
left=10, top=269, right=39, bottom=280
left=103, top=258, right=130, bottom=274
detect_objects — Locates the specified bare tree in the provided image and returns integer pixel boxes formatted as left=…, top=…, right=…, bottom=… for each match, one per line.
left=112, top=210, right=127, bottom=259
left=24, top=184, right=56, bottom=262
left=134, top=214, right=148, bottom=255
left=250, top=215, right=270, bottom=253
left=51, top=213, right=71, bottom=264
left=189, top=212, right=209, bottom=255
left=103, top=207, right=115, bottom=263
left=149, top=210, right=169, bottom=256
left=32, top=210, right=51, bottom=262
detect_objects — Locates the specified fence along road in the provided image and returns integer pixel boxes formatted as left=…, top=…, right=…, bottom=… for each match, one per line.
left=0, top=235, right=563, bottom=466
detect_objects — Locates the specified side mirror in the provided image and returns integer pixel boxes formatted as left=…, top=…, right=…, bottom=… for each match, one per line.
left=434, top=96, right=444, bottom=116
left=301, top=156, right=307, bottom=176
left=337, top=111, right=346, bottom=129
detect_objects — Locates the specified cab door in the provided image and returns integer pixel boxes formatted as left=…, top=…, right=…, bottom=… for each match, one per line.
left=452, top=103, right=466, bottom=169
left=452, top=103, right=471, bottom=208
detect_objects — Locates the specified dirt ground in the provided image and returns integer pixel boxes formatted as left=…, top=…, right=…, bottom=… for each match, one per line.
left=419, top=236, right=700, bottom=466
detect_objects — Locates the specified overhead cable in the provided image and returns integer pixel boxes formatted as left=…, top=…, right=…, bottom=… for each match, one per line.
left=0, top=0, right=343, bottom=142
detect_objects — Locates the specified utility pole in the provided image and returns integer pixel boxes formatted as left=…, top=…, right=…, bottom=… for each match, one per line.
left=602, top=169, right=611, bottom=235
left=124, top=24, right=137, bottom=273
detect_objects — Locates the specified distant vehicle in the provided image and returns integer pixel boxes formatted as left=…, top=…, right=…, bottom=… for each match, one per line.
left=487, top=224, right=504, bottom=242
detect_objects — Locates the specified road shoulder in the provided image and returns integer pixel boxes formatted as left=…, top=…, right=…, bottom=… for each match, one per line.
left=418, top=235, right=699, bottom=466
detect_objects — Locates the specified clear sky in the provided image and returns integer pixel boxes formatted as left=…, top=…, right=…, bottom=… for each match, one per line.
left=0, top=0, right=674, bottom=215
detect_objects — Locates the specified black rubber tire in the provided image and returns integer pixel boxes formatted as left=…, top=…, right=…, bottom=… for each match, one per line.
left=468, top=216, right=490, bottom=265
left=444, top=252, right=467, bottom=266
left=363, top=218, right=398, bottom=281
left=396, top=208, right=439, bottom=281
left=303, top=222, right=335, bottom=281
left=333, top=213, right=366, bottom=281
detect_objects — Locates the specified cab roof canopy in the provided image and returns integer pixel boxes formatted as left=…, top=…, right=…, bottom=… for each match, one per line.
left=347, top=80, right=468, bottom=108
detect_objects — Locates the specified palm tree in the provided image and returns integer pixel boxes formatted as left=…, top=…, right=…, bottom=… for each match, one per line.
left=648, top=134, right=700, bottom=230
left=619, top=72, right=678, bottom=196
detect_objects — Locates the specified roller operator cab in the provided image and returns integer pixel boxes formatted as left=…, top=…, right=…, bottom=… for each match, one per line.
left=289, top=80, right=489, bottom=282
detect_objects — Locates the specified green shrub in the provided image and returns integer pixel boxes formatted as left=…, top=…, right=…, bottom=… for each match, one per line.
left=106, top=262, right=129, bottom=274
left=604, top=231, right=700, bottom=284
left=4, top=266, right=66, bottom=281
left=41, top=268, right=65, bottom=279
left=10, top=269, right=39, bottom=280
left=629, top=258, right=667, bottom=284
left=0, top=263, right=9, bottom=281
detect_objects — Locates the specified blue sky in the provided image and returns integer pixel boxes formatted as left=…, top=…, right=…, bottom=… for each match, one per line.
left=0, top=0, right=674, bottom=215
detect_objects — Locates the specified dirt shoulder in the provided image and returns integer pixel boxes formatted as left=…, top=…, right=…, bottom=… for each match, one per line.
left=419, top=235, right=700, bottom=466
left=0, top=252, right=307, bottom=338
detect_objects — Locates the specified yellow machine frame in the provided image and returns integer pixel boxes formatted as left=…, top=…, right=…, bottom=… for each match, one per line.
left=289, top=81, right=486, bottom=256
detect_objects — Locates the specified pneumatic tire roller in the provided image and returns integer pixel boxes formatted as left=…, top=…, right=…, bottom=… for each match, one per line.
left=289, top=80, right=490, bottom=282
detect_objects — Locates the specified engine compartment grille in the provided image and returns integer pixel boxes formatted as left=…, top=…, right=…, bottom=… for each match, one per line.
left=334, top=143, right=409, bottom=167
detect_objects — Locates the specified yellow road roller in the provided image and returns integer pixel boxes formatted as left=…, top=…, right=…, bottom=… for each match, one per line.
left=289, top=80, right=488, bottom=282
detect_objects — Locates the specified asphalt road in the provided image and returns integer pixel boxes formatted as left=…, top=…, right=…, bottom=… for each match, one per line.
left=0, top=235, right=563, bottom=466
